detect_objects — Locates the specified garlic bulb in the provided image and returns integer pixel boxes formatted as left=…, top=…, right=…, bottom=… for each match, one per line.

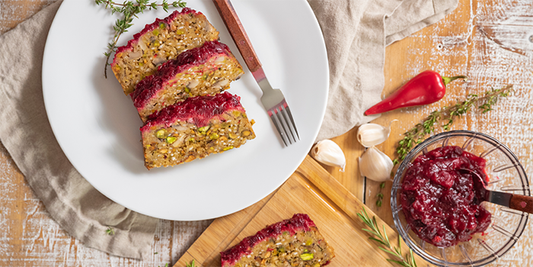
left=357, top=120, right=397, bottom=147
left=359, top=146, right=393, bottom=182
left=311, top=140, right=346, bottom=172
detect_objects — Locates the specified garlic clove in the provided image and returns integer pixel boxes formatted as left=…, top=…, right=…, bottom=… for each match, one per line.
left=357, top=120, right=397, bottom=148
left=358, top=146, right=393, bottom=182
left=311, top=140, right=346, bottom=172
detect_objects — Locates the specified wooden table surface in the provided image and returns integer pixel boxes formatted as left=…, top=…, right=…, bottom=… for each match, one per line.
left=1, top=0, right=532, bottom=266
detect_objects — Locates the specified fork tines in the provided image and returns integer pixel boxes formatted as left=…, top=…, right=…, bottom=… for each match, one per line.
left=269, top=100, right=299, bottom=146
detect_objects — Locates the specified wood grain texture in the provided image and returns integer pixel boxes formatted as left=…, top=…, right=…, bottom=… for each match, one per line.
left=175, top=156, right=423, bottom=267
left=1, top=0, right=532, bottom=266
left=0, top=1, right=211, bottom=267
left=331, top=0, right=533, bottom=266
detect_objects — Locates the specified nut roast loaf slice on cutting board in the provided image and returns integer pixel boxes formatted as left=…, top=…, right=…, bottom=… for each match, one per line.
left=220, top=213, right=335, bottom=267
left=132, top=40, right=244, bottom=122
left=111, top=7, right=219, bottom=95
left=140, top=92, right=255, bottom=169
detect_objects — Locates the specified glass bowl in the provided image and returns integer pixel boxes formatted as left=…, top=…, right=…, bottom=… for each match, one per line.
left=391, top=130, right=530, bottom=266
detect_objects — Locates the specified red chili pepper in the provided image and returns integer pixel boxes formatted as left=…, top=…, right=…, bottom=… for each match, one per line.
left=364, top=70, right=467, bottom=116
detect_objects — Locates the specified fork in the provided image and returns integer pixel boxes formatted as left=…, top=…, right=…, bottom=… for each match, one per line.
left=213, top=0, right=300, bottom=146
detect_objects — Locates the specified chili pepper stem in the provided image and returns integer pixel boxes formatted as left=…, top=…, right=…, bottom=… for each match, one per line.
left=442, top=75, right=467, bottom=86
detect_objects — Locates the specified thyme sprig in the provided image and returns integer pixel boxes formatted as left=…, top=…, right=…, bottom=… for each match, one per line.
left=376, top=182, right=385, bottom=207
left=95, top=0, right=187, bottom=78
left=105, top=226, right=115, bottom=235
left=357, top=207, right=418, bottom=267
left=393, top=85, right=513, bottom=166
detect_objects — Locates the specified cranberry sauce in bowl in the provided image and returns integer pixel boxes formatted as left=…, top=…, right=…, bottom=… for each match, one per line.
left=400, top=145, right=491, bottom=247
left=391, top=130, right=529, bottom=266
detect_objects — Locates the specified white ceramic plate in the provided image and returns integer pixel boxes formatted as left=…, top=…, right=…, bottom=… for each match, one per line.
left=42, top=0, right=328, bottom=220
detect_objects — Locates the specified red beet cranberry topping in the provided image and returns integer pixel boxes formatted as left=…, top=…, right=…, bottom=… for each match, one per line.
left=400, top=146, right=492, bottom=247
left=141, top=91, right=244, bottom=132
left=111, top=8, right=199, bottom=66
left=132, top=40, right=231, bottom=108
left=220, top=214, right=316, bottom=266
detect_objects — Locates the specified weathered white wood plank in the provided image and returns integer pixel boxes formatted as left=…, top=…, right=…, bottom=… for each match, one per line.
left=0, top=2, right=211, bottom=266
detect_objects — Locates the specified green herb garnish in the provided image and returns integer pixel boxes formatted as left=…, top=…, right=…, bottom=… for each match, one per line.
left=357, top=207, right=418, bottom=267
left=393, top=85, right=513, bottom=165
left=105, top=226, right=115, bottom=235
left=186, top=259, right=196, bottom=267
left=374, top=85, right=513, bottom=211
left=95, top=0, right=187, bottom=78
left=376, top=182, right=386, bottom=207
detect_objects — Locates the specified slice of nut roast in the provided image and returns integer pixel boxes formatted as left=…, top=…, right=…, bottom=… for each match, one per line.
left=140, top=92, right=255, bottom=170
left=132, top=40, right=244, bottom=122
left=111, top=8, right=219, bottom=95
left=220, top=214, right=335, bottom=267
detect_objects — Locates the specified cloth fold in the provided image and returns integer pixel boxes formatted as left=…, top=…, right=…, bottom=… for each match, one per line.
left=0, top=0, right=457, bottom=260
left=309, top=0, right=458, bottom=141
left=0, top=1, right=158, bottom=260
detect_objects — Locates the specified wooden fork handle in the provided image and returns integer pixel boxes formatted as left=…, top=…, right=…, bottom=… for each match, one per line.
left=509, top=194, right=533, bottom=214
left=212, top=0, right=262, bottom=72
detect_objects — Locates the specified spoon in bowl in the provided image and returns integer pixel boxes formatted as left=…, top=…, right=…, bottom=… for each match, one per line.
left=460, top=168, right=533, bottom=214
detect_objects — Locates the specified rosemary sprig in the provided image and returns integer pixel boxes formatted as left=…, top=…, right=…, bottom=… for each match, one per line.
left=186, top=259, right=196, bottom=267
left=393, top=85, right=513, bottom=165
left=357, top=207, right=418, bottom=267
left=95, top=0, right=187, bottom=78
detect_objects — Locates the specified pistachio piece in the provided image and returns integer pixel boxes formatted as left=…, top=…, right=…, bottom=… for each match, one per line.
left=166, top=136, right=177, bottom=144
left=198, top=125, right=210, bottom=134
left=300, top=253, right=314, bottom=261
left=210, top=133, right=219, bottom=140
left=156, top=129, right=167, bottom=139
left=223, top=146, right=234, bottom=151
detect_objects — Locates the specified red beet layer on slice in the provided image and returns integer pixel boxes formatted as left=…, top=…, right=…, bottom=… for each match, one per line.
left=111, top=8, right=219, bottom=95
left=133, top=40, right=244, bottom=122
left=140, top=92, right=255, bottom=170
left=220, top=214, right=335, bottom=267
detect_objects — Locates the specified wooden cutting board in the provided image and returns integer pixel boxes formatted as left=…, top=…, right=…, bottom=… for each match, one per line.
left=175, top=155, right=424, bottom=266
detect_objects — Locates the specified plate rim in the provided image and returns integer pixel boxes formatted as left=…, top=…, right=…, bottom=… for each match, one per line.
left=42, top=0, right=329, bottom=220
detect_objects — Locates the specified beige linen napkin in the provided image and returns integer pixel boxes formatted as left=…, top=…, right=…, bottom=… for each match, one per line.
left=0, top=1, right=158, bottom=259
left=309, top=0, right=458, bottom=141
left=0, top=0, right=457, bottom=261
